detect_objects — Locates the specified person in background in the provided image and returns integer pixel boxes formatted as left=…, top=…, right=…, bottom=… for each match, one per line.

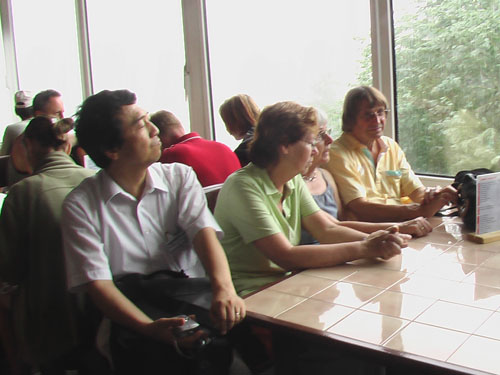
left=214, top=101, right=410, bottom=297
left=32, top=89, right=65, bottom=119
left=325, top=86, right=457, bottom=222
left=5, top=89, right=66, bottom=188
left=150, top=110, right=240, bottom=187
left=219, top=94, right=260, bottom=167
left=300, top=108, right=432, bottom=245
left=62, top=90, right=245, bottom=375
left=0, top=90, right=34, bottom=156
left=0, top=116, right=96, bottom=374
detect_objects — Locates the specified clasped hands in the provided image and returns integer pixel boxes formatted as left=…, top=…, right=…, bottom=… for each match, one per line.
left=143, top=289, right=245, bottom=350
left=362, top=226, right=411, bottom=261
left=420, top=185, right=458, bottom=217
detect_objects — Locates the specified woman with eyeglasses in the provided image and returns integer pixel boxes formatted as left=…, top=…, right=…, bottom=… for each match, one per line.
left=300, top=108, right=432, bottom=245
left=324, top=86, right=457, bottom=222
left=214, top=101, right=410, bottom=297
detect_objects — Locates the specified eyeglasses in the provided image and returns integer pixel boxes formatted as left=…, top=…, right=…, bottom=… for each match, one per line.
left=362, top=109, right=390, bottom=121
left=316, top=128, right=333, bottom=143
left=302, top=128, right=334, bottom=148
left=302, top=139, right=319, bottom=148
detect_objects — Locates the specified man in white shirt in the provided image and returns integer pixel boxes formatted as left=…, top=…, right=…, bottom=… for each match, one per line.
left=62, top=89, right=245, bottom=374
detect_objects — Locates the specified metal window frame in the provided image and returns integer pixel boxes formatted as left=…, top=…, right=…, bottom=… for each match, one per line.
left=0, top=0, right=453, bottom=185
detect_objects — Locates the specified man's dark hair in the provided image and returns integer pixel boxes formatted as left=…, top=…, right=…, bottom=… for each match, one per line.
left=32, top=89, right=61, bottom=113
left=75, top=89, right=137, bottom=169
left=24, top=116, right=73, bottom=150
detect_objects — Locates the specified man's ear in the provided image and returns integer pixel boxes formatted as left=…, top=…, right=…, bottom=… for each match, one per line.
left=104, top=149, right=119, bottom=161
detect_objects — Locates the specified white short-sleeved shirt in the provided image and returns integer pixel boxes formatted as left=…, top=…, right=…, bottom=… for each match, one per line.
left=62, top=162, right=222, bottom=291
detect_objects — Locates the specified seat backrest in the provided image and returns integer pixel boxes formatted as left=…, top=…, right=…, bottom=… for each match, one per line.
left=203, top=183, right=223, bottom=214
left=0, top=155, right=10, bottom=188
left=10, top=135, right=32, bottom=174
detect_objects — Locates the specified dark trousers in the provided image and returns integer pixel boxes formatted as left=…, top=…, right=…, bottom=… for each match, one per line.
left=110, top=323, right=232, bottom=375
left=111, top=272, right=271, bottom=375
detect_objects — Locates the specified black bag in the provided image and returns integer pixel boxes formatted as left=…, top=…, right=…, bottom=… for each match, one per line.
left=114, top=270, right=214, bottom=325
left=111, top=271, right=233, bottom=375
left=452, top=168, right=493, bottom=230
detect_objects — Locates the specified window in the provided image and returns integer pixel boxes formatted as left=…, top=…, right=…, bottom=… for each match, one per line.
left=86, top=0, right=190, bottom=128
left=206, top=0, right=372, bottom=149
left=11, top=0, right=83, bottom=117
left=393, top=0, right=500, bottom=176
left=0, top=34, right=14, bottom=132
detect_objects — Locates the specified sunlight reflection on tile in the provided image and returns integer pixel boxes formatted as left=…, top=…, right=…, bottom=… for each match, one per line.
left=269, top=273, right=336, bottom=297
left=405, top=241, right=450, bottom=258
left=415, top=300, right=492, bottom=333
left=448, top=335, right=500, bottom=374
left=435, top=221, right=466, bottom=237
left=343, top=268, right=407, bottom=289
left=384, top=322, right=468, bottom=361
left=412, top=230, right=462, bottom=245
left=412, top=259, right=474, bottom=282
left=474, top=312, right=500, bottom=340
left=376, top=247, right=435, bottom=273
left=439, top=282, right=500, bottom=310
left=276, top=299, right=354, bottom=331
left=439, top=244, right=495, bottom=266
left=328, top=310, right=408, bottom=345
left=301, top=264, right=358, bottom=280
left=463, top=266, right=500, bottom=289
left=312, top=281, right=383, bottom=308
left=245, top=289, right=306, bottom=317
left=360, top=290, right=436, bottom=320
left=479, top=253, right=500, bottom=270
left=461, top=240, right=500, bottom=253
left=389, top=274, right=460, bottom=299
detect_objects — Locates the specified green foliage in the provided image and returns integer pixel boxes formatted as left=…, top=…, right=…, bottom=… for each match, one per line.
left=392, top=0, right=500, bottom=176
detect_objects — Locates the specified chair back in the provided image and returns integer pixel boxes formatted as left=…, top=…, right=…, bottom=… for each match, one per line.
left=203, top=183, right=223, bottom=213
left=10, top=135, right=32, bottom=174
left=0, top=155, right=10, bottom=187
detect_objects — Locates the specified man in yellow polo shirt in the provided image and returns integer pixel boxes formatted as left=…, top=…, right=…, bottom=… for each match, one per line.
left=325, top=86, right=456, bottom=222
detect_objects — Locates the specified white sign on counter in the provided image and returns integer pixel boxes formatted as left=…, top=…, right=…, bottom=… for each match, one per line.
left=476, top=172, right=500, bottom=235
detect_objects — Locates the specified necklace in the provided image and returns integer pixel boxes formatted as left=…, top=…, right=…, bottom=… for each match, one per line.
left=302, top=172, right=317, bottom=182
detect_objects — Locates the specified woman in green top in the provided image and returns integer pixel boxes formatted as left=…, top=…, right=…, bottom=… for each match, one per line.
left=215, top=101, right=410, bottom=296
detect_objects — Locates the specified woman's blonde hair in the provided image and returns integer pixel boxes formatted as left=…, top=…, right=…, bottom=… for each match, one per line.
left=219, top=94, right=260, bottom=136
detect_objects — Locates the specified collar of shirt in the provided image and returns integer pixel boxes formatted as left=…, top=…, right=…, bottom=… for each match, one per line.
left=99, top=163, right=170, bottom=204
left=340, top=132, right=388, bottom=154
left=249, top=163, right=295, bottom=201
left=174, top=132, right=201, bottom=146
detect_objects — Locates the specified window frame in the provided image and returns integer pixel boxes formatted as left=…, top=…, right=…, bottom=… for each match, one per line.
left=0, top=0, right=454, bottom=185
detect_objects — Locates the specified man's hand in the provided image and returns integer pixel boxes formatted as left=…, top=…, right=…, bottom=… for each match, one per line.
left=419, top=185, right=458, bottom=217
left=210, top=287, right=246, bottom=335
left=141, top=316, right=209, bottom=349
left=397, top=216, right=433, bottom=237
left=361, top=227, right=410, bottom=260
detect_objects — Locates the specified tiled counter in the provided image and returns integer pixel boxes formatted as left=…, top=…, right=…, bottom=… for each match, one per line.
left=245, top=217, right=500, bottom=374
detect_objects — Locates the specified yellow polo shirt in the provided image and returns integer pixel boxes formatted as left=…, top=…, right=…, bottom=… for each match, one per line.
left=325, top=133, right=423, bottom=207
